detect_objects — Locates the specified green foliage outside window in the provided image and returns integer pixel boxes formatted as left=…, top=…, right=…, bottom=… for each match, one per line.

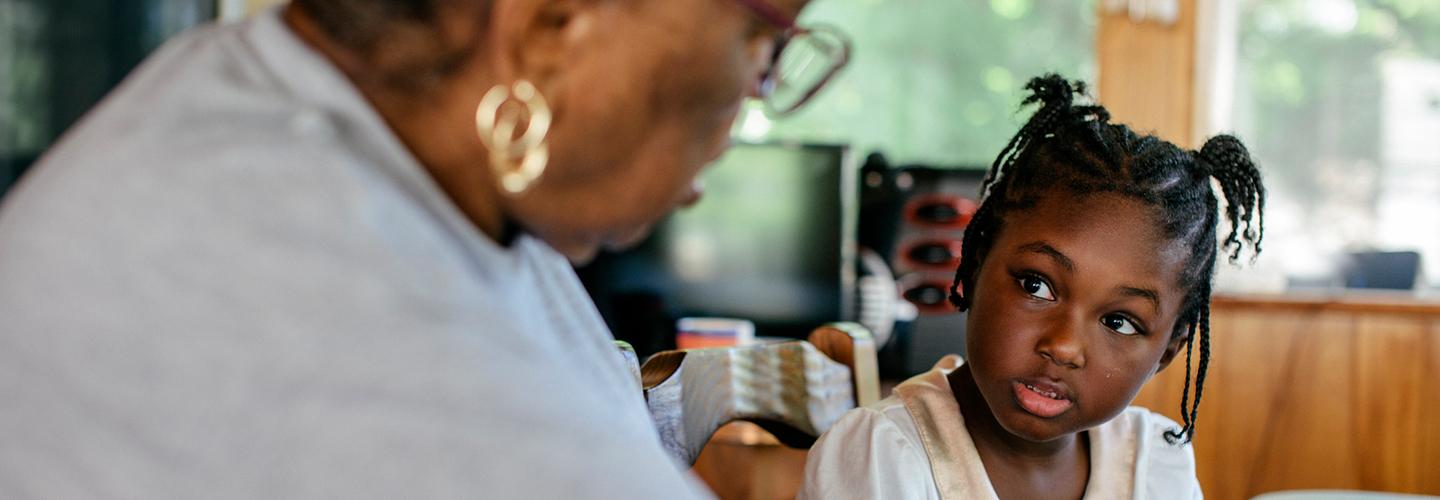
left=1232, top=0, right=1440, bottom=285
left=737, top=0, right=1098, bottom=169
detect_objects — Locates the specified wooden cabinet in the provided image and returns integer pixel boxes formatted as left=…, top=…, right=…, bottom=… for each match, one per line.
left=1132, top=294, right=1440, bottom=499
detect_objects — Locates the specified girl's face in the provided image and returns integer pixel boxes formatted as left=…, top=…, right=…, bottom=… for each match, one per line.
left=965, top=190, right=1190, bottom=443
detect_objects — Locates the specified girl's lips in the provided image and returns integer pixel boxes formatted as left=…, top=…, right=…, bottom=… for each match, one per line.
left=1012, top=380, right=1074, bottom=418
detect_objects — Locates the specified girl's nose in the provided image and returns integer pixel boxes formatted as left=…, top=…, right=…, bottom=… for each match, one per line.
left=1036, top=318, right=1086, bottom=369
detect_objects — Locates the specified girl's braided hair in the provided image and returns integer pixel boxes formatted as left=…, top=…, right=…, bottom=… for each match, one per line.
left=948, top=74, right=1266, bottom=444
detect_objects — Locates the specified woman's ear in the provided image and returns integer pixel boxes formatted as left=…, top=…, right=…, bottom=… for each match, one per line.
left=485, top=0, right=597, bottom=96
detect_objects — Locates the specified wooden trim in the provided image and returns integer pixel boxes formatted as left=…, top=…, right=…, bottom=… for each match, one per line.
left=640, top=350, right=687, bottom=389
left=1213, top=293, right=1440, bottom=316
left=1134, top=306, right=1440, bottom=496
left=1096, top=0, right=1198, bottom=148
left=1190, top=0, right=1240, bottom=144
left=807, top=322, right=882, bottom=408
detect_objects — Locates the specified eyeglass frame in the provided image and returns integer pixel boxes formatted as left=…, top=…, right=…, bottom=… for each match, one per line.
left=731, top=0, right=851, bottom=115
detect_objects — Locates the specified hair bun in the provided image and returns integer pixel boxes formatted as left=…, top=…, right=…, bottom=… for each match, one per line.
left=1197, top=135, right=1249, bottom=175
left=1195, top=134, right=1265, bottom=261
left=981, top=74, right=1096, bottom=200
left=1021, top=74, right=1086, bottom=110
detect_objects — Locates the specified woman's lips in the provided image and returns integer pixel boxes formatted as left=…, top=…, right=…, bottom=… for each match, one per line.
left=1012, top=380, right=1074, bottom=418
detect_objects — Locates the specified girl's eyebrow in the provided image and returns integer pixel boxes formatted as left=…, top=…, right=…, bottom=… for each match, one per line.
left=1117, top=286, right=1162, bottom=315
left=1016, top=241, right=1075, bottom=273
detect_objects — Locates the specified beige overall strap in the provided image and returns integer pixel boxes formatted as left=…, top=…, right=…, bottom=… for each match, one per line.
left=896, top=358, right=1142, bottom=500
left=892, top=356, right=999, bottom=500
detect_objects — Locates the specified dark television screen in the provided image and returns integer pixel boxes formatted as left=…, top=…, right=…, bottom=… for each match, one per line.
left=580, top=142, right=857, bottom=348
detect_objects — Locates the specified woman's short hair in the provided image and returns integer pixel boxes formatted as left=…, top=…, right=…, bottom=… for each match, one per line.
left=291, top=0, right=490, bottom=87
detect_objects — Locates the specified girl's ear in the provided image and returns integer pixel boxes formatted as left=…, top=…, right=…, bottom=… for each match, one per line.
left=1155, top=329, right=1189, bottom=374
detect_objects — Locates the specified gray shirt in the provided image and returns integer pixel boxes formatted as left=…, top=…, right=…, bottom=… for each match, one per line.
left=0, top=9, right=702, bottom=499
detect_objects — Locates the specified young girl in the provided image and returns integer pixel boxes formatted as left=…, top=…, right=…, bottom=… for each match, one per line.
left=799, top=75, right=1265, bottom=500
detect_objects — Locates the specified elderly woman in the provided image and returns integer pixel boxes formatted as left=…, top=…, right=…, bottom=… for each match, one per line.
left=0, top=0, right=846, bottom=497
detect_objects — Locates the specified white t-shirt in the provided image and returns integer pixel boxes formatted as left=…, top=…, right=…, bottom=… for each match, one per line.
left=0, top=8, right=706, bottom=500
left=799, top=356, right=1202, bottom=500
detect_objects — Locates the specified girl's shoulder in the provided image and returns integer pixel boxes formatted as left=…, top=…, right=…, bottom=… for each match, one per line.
left=822, top=395, right=926, bottom=449
left=800, top=397, right=942, bottom=500
left=814, top=353, right=965, bottom=458
left=1100, top=407, right=1203, bottom=499
left=1103, top=406, right=1185, bottom=440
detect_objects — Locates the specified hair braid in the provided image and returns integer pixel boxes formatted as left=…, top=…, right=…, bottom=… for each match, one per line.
left=1198, top=136, right=1266, bottom=261
left=1166, top=316, right=1198, bottom=444
left=1165, top=286, right=1214, bottom=445
left=950, top=198, right=999, bottom=310
left=979, top=74, right=1085, bottom=198
left=1191, top=298, right=1213, bottom=440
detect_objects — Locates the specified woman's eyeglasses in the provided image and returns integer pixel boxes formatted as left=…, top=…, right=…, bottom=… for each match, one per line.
left=732, top=0, right=851, bottom=116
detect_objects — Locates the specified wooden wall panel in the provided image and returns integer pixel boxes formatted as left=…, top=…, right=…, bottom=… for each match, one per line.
left=1134, top=299, right=1440, bottom=499
left=1096, top=0, right=1197, bottom=147
left=1352, top=315, right=1430, bottom=491
left=1247, top=312, right=1361, bottom=494
left=1424, top=318, right=1440, bottom=494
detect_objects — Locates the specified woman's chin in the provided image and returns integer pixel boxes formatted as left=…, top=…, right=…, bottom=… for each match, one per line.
left=560, top=244, right=602, bottom=265
left=603, top=224, right=656, bottom=251
left=547, top=225, right=653, bottom=264
left=538, top=234, right=602, bottom=265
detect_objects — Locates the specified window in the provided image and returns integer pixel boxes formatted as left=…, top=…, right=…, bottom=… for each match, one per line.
left=1213, top=0, right=1440, bottom=291
left=0, top=0, right=49, bottom=188
left=736, top=0, right=1098, bottom=168
left=0, top=0, right=213, bottom=195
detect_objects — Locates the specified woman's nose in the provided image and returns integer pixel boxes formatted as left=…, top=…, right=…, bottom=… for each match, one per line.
left=746, top=38, right=778, bottom=99
left=1036, top=317, right=1086, bottom=369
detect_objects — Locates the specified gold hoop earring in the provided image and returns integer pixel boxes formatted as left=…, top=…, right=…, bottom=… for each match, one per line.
left=476, top=80, right=551, bottom=194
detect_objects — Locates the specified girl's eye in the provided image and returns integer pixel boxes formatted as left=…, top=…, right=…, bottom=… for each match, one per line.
left=1018, top=275, right=1056, bottom=301
left=1102, top=314, right=1141, bottom=335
